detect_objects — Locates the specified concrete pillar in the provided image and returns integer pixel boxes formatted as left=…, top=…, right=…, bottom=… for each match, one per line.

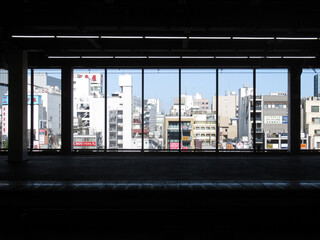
left=288, top=66, right=302, bottom=153
left=61, top=65, right=73, bottom=154
left=8, top=49, right=28, bottom=162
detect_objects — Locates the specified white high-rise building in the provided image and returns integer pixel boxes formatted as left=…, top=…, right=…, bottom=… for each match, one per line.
left=73, top=73, right=104, bottom=149
left=107, top=74, right=133, bottom=149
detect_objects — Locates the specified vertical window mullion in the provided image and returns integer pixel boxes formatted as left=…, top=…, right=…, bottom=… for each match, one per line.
left=142, top=68, right=144, bottom=152
left=179, top=68, right=181, bottom=152
left=104, top=68, right=107, bottom=152
left=253, top=68, right=256, bottom=152
left=216, top=69, right=219, bottom=152
left=30, top=68, right=34, bottom=151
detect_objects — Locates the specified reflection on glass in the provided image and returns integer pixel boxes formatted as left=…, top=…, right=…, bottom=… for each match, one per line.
left=73, top=69, right=105, bottom=150
left=107, top=69, right=142, bottom=150
left=301, top=69, right=320, bottom=150
left=0, top=69, right=8, bottom=149
left=181, top=69, right=216, bottom=151
left=218, top=69, right=253, bottom=150
left=144, top=69, right=179, bottom=150
left=256, top=69, right=288, bottom=151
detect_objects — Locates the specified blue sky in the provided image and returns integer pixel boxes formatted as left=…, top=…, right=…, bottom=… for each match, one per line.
left=44, top=68, right=316, bottom=113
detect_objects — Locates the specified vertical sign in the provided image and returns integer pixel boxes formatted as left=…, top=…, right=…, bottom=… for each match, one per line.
left=2, top=106, right=7, bottom=136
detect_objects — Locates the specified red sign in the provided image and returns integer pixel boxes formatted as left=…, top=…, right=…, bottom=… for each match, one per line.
left=169, top=142, right=179, bottom=149
left=73, top=141, right=96, bottom=146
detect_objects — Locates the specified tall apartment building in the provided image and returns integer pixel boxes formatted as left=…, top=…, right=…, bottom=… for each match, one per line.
left=107, top=74, right=133, bottom=149
left=73, top=73, right=104, bottom=149
left=212, top=90, right=239, bottom=146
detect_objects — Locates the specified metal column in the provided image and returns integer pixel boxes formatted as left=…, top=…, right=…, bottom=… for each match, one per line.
left=288, top=66, right=302, bottom=153
left=61, top=65, right=73, bottom=154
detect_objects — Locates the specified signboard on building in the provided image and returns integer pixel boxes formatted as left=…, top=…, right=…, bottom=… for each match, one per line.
left=73, top=141, right=96, bottom=146
left=2, top=96, right=8, bottom=105
left=2, top=95, right=42, bottom=105
left=39, top=129, right=46, bottom=144
left=182, top=136, right=190, bottom=141
left=76, top=74, right=102, bottom=85
left=264, top=116, right=288, bottom=124
left=2, top=106, right=7, bottom=136
left=282, top=116, right=288, bottom=124
left=27, top=95, right=42, bottom=105
left=169, top=142, right=179, bottom=149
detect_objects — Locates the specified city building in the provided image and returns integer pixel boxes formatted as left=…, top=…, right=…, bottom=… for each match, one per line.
left=107, top=74, right=133, bottom=149
left=263, top=93, right=288, bottom=150
left=238, top=85, right=288, bottom=150
left=302, top=96, right=320, bottom=149
left=165, top=116, right=194, bottom=150
left=212, top=90, right=239, bottom=148
left=193, top=93, right=210, bottom=112
left=73, top=73, right=105, bottom=149
left=2, top=72, right=61, bottom=149
left=193, top=114, right=216, bottom=149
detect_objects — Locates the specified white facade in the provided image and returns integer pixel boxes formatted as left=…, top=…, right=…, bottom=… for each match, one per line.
left=302, top=97, right=320, bottom=149
left=73, top=73, right=105, bottom=149
left=107, top=74, right=133, bottom=149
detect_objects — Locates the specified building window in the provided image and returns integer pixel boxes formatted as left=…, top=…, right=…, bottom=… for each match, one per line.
left=312, top=118, right=320, bottom=124
left=311, top=106, right=319, bottom=112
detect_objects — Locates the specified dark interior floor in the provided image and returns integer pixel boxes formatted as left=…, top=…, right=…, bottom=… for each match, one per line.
left=1, top=153, right=320, bottom=181
left=1, top=153, right=320, bottom=239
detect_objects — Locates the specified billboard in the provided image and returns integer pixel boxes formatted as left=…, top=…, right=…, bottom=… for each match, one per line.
left=73, top=141, right=96, bottom=146
left=2, top=95, right=42, bottom=105
left=265, top=116, right=288, bottom=124
left=169, top=142, right=179, bottom=149
left=75, top=74, right=103, bottom=85
left=2, top=106, right=7, bottom=136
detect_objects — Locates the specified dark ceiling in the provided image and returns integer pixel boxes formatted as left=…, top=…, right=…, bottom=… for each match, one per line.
left=1, top=0, right=320, bottom=67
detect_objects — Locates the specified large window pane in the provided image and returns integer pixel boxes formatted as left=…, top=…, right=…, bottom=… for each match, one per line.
left=107, top=69, right=142, bottom=151
left=0, top=69, right=8, bottom=149
left=219, top=69, right=253, bottom=150
left=301, top=69, right=320, bottom=150
left=144, top=69, right=179, bottom=151
left=29, top=69, right=61, bottom=150
left=73, top=69, right=105, bottom=150
left=181, top=69, right=216, bottom=151
left=256, top=69, right=288, bottom=151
